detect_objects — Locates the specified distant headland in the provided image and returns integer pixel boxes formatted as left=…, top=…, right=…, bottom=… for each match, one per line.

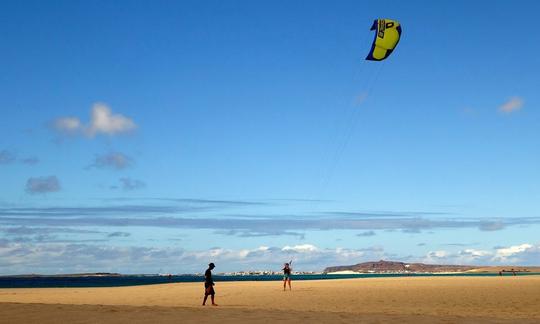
left=324, top=260, right=540, bottom=274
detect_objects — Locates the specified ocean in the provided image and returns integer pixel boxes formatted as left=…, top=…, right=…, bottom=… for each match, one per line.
left=1, top=272, right=538, bottom=288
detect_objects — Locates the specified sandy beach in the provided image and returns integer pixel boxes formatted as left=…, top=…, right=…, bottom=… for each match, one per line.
left=1, top=276, right=540, bottom=323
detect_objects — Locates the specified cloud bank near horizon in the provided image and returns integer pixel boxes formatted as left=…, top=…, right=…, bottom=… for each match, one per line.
left=0, top=240, right=538, bottom=275
left=1, top=199, right=538, bottom=274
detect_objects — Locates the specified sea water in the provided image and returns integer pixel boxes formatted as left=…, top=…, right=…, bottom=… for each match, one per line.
left=1, top=272, right=539, bottom=288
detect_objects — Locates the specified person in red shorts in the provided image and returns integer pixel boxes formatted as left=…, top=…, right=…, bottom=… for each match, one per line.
left=202, top=263, right=218, bottom=306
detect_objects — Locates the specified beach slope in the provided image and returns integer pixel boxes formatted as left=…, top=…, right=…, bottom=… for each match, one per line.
left=1, top=276, right=539, bottom=323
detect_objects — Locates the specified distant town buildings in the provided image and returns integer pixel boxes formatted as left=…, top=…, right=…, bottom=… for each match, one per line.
left=216, top=270, right=320, bottom=276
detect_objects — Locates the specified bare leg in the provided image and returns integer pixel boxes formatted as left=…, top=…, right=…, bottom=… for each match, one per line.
left=203, top=295, right=208, bottom=306
left=283, top=279, right=286, bottom=291
left=211, top=295, right=218, bottom=306
left=288, top=278, right=292, bottom=290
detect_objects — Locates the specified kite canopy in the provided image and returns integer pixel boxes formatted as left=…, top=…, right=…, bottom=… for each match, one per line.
left=366, top=19, right=401, bottom=61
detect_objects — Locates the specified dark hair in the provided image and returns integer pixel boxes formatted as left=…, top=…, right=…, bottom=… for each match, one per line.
left=208, top=263, right=215, bottom=268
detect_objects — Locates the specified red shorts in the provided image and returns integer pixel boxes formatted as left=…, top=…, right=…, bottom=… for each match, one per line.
left=204, top=283, right=215, bottom=296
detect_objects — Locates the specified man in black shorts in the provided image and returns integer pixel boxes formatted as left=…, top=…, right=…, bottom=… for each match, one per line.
left=202, top=262, right=218, bottom=306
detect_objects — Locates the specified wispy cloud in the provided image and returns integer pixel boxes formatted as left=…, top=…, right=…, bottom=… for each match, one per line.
left=499, top=97, right=524, bottom=114
left=107, top=231, right=131, bottom=238
left=116, top=177, right=146, bottom=191
left=0, top=150, right=39, bottom=166
left=441, top=242, right=479, bottom=247
left=215, top=229, right=305, bottom=239
left=323, top=211, right=453, bottom=218
left=25, top=176, right=61, bottom=194
left=0, top=199, right=265, bottom=217
left=2, top=235, right=106, bottom=244
left=0, top=226, right=107, bottom=243
left=88, top=152, right=133, bottom=170
left=52, top=103, right=137, bottom=137
left=20, top=157, right=40, bottom=165
left=0, top=200, right=538, bottom=237
left=53, top=117, right=83, bottom=135
left=0, top=226, right=105, bottom=244
left=0, top=227, right=100, bottom=236
left=478, top=221, right=505, bottom=231
left=356, top=231, right=376, bottom=237
left=2, top=212, right=539, bottom=236
left=353, top=92, right=368, bottom=106
left=402, top=228, right=422, bottom=234
left=0, top=150, right=16, bottom=164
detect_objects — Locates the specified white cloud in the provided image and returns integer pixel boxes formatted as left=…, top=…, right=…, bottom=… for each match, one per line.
left=52, top=103, right=136, bottom=137
left=499, top=97, right=524, bottom=114
left=493, top=243, right=534, bottom=262
left=422, top=243, right=540, bottom=265
left=0, top=242, right=388, bottom=274
left=461, top=249, right=491, bottom=258
left=2, top=239, right=538, bottom=275
left=427, top=250, right=448, bottom=259
left=87, top=103, right=136, bottom=136
left=53, top=117, right=83, bottom=135
left=424, top=249, right=473, bottom=265
left=196, top=247, right=252, bottom=261
left=282, top=244, right=318, bottom=253
left=456, top=249, right=493, bottom=264
left=334, top=247, right=364, bottom=259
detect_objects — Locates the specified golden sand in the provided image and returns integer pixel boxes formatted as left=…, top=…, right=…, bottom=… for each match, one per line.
left=1, top=276, right=540, bottom=323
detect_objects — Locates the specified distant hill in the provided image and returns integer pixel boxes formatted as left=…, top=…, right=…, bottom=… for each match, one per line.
left=3, top=273, right=122, bottom=278
left=323, top=260, right=538, bottom=274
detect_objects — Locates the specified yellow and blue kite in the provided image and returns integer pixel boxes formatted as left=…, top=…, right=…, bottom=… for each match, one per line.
left=366, top=19, right=402, bottom=61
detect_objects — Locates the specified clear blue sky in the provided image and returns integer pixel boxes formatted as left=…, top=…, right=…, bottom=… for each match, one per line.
left=1, top=0, right=539, bottom=274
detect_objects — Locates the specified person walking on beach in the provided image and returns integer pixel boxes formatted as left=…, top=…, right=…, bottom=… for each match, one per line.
left=202, top=263, right=218, bottom=306
left=283, top=262, right=292, bottom=291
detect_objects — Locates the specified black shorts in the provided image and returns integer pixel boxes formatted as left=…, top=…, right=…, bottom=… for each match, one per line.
left=204, top=283, right=215, bottom=296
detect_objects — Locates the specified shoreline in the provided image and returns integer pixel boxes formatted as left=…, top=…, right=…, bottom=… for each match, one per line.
left=2, top=272, right=540, bottom=290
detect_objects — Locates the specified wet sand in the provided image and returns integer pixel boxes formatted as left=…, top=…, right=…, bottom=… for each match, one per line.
left=1, top=276, right=539, bottom=323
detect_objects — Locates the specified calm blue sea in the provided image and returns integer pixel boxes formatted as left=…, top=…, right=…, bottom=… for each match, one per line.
left=1, top=272, right=538, bottom=288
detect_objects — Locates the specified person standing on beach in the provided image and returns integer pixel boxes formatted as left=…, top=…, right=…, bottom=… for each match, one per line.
left=202, top=263, right=218, bottom=306
left=283, top=262, right=292, bottom=291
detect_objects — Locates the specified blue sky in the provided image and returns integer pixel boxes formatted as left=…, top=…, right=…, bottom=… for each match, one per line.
left=1, top=0, right=539, bottom=274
